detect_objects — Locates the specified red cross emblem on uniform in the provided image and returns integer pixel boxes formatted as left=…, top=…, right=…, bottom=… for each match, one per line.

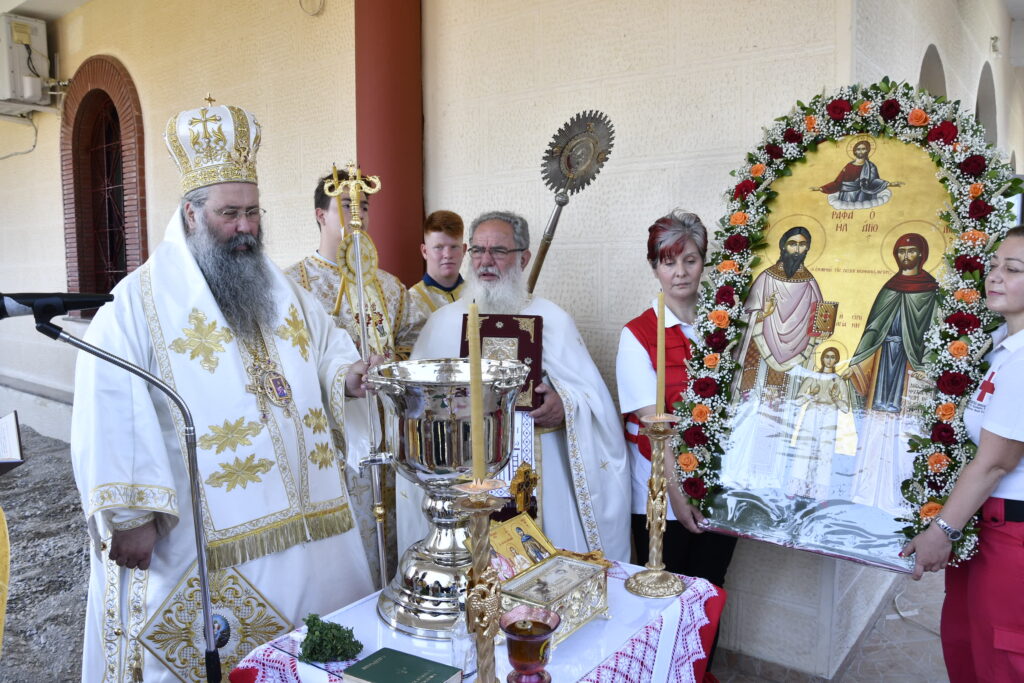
left=976, top=371, right=996, bottom=401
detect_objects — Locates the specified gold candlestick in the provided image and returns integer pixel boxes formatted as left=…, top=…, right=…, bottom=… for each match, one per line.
left=455, top=483, right=505, bottom=683
left=625, top=413, right=686, bottom=598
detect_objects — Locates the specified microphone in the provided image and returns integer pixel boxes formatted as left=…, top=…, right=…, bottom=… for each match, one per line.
left=0, top=292, right=113, bottom=321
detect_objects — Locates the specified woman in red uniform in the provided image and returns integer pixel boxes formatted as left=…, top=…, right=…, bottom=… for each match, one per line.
left=615, top=209, right=737, bottom=586
left=904, top=226, right=1024, bottom=681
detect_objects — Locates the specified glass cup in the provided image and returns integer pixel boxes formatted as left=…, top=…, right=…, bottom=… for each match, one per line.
left=499, top=605, right=560, bottom=683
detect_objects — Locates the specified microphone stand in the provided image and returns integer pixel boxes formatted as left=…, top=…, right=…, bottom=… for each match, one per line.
left=33, top=314, right=222, bottom=682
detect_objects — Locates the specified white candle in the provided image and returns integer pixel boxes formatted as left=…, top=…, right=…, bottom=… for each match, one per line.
left=468, top=302, right=485, bottom=481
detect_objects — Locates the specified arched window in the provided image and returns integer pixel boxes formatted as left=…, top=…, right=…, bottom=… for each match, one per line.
left=975, top=62, right=997, bottom=146
left=60, top=55, right=146, bottom=310
left=918, top=44, right=947, bottom=98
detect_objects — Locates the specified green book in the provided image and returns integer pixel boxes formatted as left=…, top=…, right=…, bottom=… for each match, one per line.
left=342, top=647, right=462, bottom=683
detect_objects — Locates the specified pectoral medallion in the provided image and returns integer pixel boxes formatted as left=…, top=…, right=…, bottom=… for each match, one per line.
left=243, top=335, right=294, bottom=422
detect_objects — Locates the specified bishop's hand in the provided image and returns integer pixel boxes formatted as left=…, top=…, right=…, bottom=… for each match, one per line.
left=346, top=354, right=385, bottom=398
left=110, top=520, right=158, bottom=571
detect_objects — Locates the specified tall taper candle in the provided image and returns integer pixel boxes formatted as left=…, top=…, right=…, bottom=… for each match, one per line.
left=656, top=291, right=666, bottom=416
left=468, top=301, right=486, bottom=481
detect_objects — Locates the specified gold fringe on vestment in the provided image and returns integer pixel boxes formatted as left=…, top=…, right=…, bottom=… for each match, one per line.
left=206, top=506, right=353, bottom=571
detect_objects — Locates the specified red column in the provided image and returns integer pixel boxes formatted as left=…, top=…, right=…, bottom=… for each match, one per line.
left=355, top=0, right=424, bottom=286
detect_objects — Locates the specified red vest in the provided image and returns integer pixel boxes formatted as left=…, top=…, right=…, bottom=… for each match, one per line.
left=623, top=308, right=691, bottom=460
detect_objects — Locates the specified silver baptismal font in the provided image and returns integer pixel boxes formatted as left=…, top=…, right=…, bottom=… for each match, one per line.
left=367, top=358, right=527, bottom=639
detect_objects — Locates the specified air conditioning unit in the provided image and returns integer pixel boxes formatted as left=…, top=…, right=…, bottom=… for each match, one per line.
left=0, top=13, right=49, bottom=107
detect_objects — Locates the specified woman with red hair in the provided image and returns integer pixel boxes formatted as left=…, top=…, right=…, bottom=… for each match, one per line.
left=615, top=209, right=737, bottom=636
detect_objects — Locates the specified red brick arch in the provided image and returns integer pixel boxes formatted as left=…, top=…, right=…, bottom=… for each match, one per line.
left=60, top=54, right=146, bottom=296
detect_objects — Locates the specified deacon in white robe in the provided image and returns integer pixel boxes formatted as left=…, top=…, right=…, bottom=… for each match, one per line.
left=285, top=168, right=425, bottom=588
left=397, top=211, right=630, bottom=562
left=71, top=103, right=374, bottom=682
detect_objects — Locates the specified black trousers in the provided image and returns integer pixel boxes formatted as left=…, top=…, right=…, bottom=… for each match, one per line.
left=631, top=513, right=738, bottom=669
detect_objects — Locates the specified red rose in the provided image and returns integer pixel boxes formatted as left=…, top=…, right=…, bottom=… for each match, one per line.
left=692, top=377, right=719, bottom=398
left=968, top=199, right=994, bottom=221
left=930, top=423, right=957, bottom=445
left=764, top=144, right=784, bottom=160
left=714, top=285, right=736, bottom=306
left=682, top=476, right=708, bottom=500
left=724, top=234, right=750, bottom=253
left=879, top=99, right=901, bottom=121
left=782, top=128, right=803, bottom=144
left=705, top=330, right=728, bottom=352
left=945, top=311, right=981, bottom=335
left=682, top=425, right=708, bottom=448
left=937, top=371, right=971, bottom=396
left=959, top=155, right=987, bottom=177
left=954, top=255, right=984, bottom=274
left=826, top=99, right=851, bottom=121
left=733, top=179, right=757, bottom=199
left=926, top=121, right=958, bottom=145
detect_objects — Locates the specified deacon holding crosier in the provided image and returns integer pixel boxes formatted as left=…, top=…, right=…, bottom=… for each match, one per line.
left=71, top=101, right=375, bottom=681
left=284, top=167, right=425, bottom=588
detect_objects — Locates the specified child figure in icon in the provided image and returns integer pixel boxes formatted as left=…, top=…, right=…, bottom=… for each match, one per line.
left=784, top=346, right=858, bottom=500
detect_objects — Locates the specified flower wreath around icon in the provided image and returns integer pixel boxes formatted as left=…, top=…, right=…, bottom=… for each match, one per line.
left=674, top=77, right=1023, bottom=564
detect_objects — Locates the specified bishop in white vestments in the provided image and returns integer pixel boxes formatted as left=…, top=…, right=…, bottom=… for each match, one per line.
left=399, top=211, right=631, bottom=562
left=71, top=102, right=374, bottom=682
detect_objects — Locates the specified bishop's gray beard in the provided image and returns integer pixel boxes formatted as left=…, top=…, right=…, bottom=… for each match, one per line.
left=780, top=250, right=808, bottom=279
left=463, top=262, right=530, bottom=314
left=186, top=212, right=276, bottom=343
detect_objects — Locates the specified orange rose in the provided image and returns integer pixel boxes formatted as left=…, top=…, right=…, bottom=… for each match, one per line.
left=804, top=115, right=817, bottom=132
left=750, top=163, right=766, bottom=178
left=968, top=183, right=985, bottom=199
left=953, top=288, right=980, bottom=305
left=908, top=108, right=930, bottom=126
left=928, top=452, right=952, bottom=473
left=677, top=451, right=698, bottom=472
left=920, top=501, right=943, bottom=520
left=691, top=404, right=711, bottom=423
left=729, top=211, right=748, bottom=226
left=947, top=340, right=969, bottom=358
left=959, top=229, right=988, bottom=246
left=708, top=310, right=730, bottom=328
left=935, top=402, right=956, bottom=422
left=858, top=101, right=872, bottom=116
left=703, top=353, right=720, bottom=369
left=717, top=260, right=739, bottom=273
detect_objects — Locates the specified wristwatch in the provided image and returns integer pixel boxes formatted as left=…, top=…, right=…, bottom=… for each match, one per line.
left=934, top=516, right=963, bottom=542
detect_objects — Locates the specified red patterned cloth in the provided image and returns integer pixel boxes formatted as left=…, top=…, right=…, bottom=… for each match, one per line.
left=230, top=563, right=726, bottom=683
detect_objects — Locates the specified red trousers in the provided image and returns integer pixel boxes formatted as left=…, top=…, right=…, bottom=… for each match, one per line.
left=942, top=497, right=1024, bottom=682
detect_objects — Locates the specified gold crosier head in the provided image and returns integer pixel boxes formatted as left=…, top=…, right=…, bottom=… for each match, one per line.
left=322, top=161, right=382, bottom=237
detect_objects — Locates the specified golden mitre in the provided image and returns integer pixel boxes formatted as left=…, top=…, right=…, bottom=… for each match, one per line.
left=164, top=99, right=261, bottom=195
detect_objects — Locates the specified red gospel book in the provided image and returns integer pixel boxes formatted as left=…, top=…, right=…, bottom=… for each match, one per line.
left=807, top=300, right=839, bottom=337
left=459, top=313, right=543, bottom=411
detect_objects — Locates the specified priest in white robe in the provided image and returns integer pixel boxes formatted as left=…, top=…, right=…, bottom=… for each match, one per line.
left=399, top=211, right=630, bottom=562
left=71, top=101, right=374, bottom=682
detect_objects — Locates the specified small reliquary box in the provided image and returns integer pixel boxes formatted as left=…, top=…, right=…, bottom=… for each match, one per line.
left=500, top=553, right=608, bottom=645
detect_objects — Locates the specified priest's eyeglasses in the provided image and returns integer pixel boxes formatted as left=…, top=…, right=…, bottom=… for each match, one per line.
left=212, top=207, right=267, bottom=222
left=468, top=246, right=526, bottom=259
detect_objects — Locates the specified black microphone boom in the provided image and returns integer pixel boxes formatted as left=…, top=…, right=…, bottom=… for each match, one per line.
left=0, top=292, right=113, bottom=321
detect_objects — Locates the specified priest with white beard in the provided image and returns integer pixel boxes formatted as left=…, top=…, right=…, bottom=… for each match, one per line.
left=71, top=101, right=375, bottom=682
left=399, top=211, right=631, bottom=562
